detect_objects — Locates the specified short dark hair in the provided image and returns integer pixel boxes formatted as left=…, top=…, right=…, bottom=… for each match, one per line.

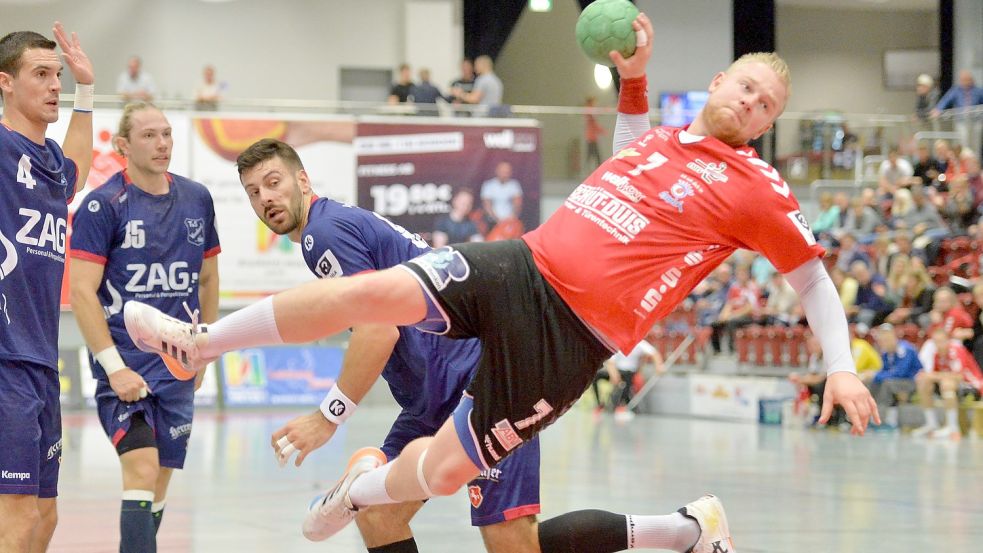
left=236, top=138, right=305, bottom=176
left=0, top=31, right=56, bottom=100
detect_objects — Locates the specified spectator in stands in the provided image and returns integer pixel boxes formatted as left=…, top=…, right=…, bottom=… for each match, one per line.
left=387, top=64, right=413, bottom=104
left=869, top=323, right=922, bottom=430
left=884, top=254, right=911, bottom=302
left=931, top=69, right=983, bottom=156
left=942, top=143, right=968, bottom=184
left=432, top=187, right=482, bottom=248
left=849, top=260, right=894, bottom=326
left=409, top=68, right=442, bottom=116
left=970, top=282, right=983, bottom=368
left=838, top=198, right=881, bottom=243
left=871, top=235, right=892, bottom=277
left=912, top=326, right=983, bottom=439
left=918, top=287, right=975, bottom=364
left=194, top=65, right=222, bottom=111
left=693, top=264, right=732, bottom=327
left=750, top=255, right=776, bottom=288
left=906, top=186, right=949, bottom=252
left=833, top=192, right=850, bottom=228
left=889, top=230, right=918, bottom=265
left=811, top=192, right=840, bottom=241
left=912, top=143, right=944, bottom=187
left=834, top=232, right=871, bottom=272
left=934, top=139, right=952, bottom=175
left=941, top=175, right=976, bottom=234
left=885, top=265, right=935, bottom=327
left=878, top=147, right=914, bottom=197
left=116, top=55, right=155, bottom=102
left=446, top=59, right=475, bottom=116
left=965, top=154, right=982, bottom=211
left=914, top=74, right=939, bottom=126
left=710, top=265, right=759, bottom=354
left=760, top=271, right=800, bottom=326
left=458, top=55, right=504, bottom=117
left=830, top=267, right=859, bottom=311
left=593, top=339, right=664, bottom=422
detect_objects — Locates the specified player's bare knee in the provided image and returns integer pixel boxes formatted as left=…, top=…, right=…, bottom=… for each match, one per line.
left=35, top=501, right=58, bottom=539
left=122, top=453, right=160, bottom=489
left=481, top=516, right=539, bottom=553
left=425, top=463, right=470, bottom=497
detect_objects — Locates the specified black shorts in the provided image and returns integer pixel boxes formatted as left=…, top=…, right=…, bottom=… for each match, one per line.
left=401, top=240, right=613, bottom=467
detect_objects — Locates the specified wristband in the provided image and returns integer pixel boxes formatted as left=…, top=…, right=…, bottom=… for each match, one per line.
left=95, top=346, right=126, bottom=376
left=618, top=76, right=649, bottom=115
left=320, top=385, right=357, bottom=424
left=73, top=83, right=94, bottom=112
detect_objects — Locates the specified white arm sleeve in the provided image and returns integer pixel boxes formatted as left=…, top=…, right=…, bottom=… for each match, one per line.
left=613, top=113, right=651, bottom=153
left=782, top=258, right=856, bottom=375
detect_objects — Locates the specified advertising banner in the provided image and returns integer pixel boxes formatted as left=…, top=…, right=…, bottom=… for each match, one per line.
left=688, top=374, right=782, bottom=421
left=355, top=122, right=541, bottom=244
left=220, top=346, right=343, bottom=407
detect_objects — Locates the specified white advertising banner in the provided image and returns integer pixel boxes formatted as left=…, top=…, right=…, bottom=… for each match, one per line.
left=688, top=373, right=782, bottom=421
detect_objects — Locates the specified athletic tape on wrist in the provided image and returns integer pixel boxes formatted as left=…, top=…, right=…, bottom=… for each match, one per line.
left=320, top=385, right=356, bottom=424
left=73, top=83, right=94, bottom=112
left=618, top=76, right=649, bottom=115
left=95, top=346, right=126, bottom=376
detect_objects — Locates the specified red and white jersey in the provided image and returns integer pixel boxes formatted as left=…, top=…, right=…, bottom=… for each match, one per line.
left=929, top=307, right=974, bottom=335
left=933, top=340, right=983, bottom=392
left=523, top=126, right=824, bottom=353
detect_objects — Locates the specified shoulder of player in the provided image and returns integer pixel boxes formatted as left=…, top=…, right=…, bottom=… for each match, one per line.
left=86, top=175, right=128, bottom=206
left=168, top=173, right=212, bottom=196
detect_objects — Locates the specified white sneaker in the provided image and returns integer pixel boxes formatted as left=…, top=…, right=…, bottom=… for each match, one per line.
left=302, top=447, right=388, bottom=542
left=910, top=424, right=939, bottom=438
left=124, top=301, right=211, bottom=379
left=679, top=494, right=736, bottom=553
left=929, top=426, right=961, bottom=440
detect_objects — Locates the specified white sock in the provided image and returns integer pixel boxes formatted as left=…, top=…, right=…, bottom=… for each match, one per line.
left=627, top=512, right=701, bottom=551
left=200, top=296, right=283, bottom=358
left=347, top=462, right=398, bottom=509
left=121, top=489, right=155, bottom=502
left=886, top=407, right=899, bottom=427
left=151, top=499, right=166, bottom=514
left=945, top=408, right=959, bottom=428
left=923, top=408, right=939, bottom=428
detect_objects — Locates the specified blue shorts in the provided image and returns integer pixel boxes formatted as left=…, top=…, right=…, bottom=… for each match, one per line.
left=381, top=394, right=541, bottom=527
left=95, top=378, right=195, bottom=469
left=0, top=361, right=62, bottom=498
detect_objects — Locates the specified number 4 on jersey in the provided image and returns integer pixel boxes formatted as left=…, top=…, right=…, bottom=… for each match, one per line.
left=17, top=155, right=37, bottom=190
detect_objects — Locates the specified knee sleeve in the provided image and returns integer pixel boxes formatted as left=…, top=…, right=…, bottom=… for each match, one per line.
left=116, top=413, right=156, bottom=456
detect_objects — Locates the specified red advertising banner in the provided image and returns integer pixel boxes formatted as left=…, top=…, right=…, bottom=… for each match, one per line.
left=355, top=122, right=541, bottom=244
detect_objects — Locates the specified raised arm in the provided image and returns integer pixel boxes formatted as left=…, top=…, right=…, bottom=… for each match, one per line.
left=53, top=22, right=93, bottom=192
left=610, top=12, right=654, bottom=152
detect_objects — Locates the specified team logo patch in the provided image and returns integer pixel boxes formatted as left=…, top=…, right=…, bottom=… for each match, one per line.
left=184, top=218, right=205, bottom=246
left=468, top=485, right=483, bottom=508
left=304, top=234, right=314, bottom=252
left=409, top=247, right=470, bottom=291
left=314, top=249, right=343, bottom=278
left=490, top=419, right=523, bottom=452
left=87, top=199, right=101, bottom=213
left=687, top=159, right=728, bottom=185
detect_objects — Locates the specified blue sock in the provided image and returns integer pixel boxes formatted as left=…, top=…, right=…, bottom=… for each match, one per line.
left=152, top=507, right=164, bottom=534
left=120, top=491, right=156, bottom=553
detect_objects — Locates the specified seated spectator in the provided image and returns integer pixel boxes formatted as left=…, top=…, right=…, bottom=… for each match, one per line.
left=941, top=176, right=976, bottom=234
left=933, top=139, right=952, bottom=178
left=917, top=286, right=976, bottom=369
left=878, top=146, right=914, bottom=197
left=837, top=198, right=881, bottom=243
left=812, top=191, right=840, bottom=238
left=884, top=253, right=911, bottom=302
left=833, top=192, right=850, bottom=228
left=906, top=185, right=949, bottom=252
left=388, top=63, right=414, bottom=104
left=869, top=323, right=923, bottom=430
left=693, top=264, right=733, bottom=328
left=432, top=187, right=482, bottom=247
left=409, top=68, right=442, bottom=116
left=710, top=265, right=759, bottom=354
left=962, top=153, right=982, bottom=211
left=194, top=64, right=222, bottom=111
left=912, top=327, right=983, bottom=439
left=912, top=143, right=944, bottom=187
left=889, top=231, right=920, bottom=265
left=759, top=271, right=800, bottom=326
left=834, top=232, right=871, bottom=273
left=849, top=260, right=895, bottom=326
left=593, top=339, right=664, bottom=421
left=750, top=255, right=776, bottom=288
left=116, top=55, right=155, bottom=102
left=871, top=235, right=892, bottom=276
left=970, top=282, right=983, bottom=369
left=884, top=265, right=935, bottom=326
left=829, top=266, right=859, bottom=310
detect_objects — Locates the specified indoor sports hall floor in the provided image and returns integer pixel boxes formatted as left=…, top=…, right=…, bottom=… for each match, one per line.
left=50, top=406, right=983, bottom=552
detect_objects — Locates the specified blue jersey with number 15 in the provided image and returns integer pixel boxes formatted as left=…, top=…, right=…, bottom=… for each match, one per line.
left=0, top=123, right=78, bottom=370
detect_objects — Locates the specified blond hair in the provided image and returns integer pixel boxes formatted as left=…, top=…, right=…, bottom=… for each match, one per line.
left=113, top=102, right=159, bottom=155
left=727, top=52, right=791, bottom=99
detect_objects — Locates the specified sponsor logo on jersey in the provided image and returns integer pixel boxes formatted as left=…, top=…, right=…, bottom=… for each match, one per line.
left=313, top=249, right=343, bottom=279
left=683, top=251, right=704, bottom=266
left=13, top=209, right=66, bottom=264
left=687, top=159, right=728, bottom=185
left=476, top=468, right=503, bottom=481
left=0, top=230, right=18, bottom=280
left=88, top=199, right=100, bottom=213
left=46, top=439, right=62, bottom=461
left=565, top=184, right=650, bottom=244
left=659, top=178, right=697, bottom=213
left=303, top=234, right=314, bottom=252
left=490, top=419, right=523, bottom=452
left=614, top=148, right=641, bottom=160
left=184, top=218, right=205, bottom=247
left=169, top=423, right=192, bottom=440
left=654, top=128, right=673, bottom=141
left=409, top=247, right=470, bottom=291
left=117, top=411, right=130, bottom=423
left=600, top=171, right=645, bottom=202
left=468, top=485, right=484, bottom=508
left=125, top=262, right=197, bottom=296
left=1, top=470, right=31, bottom=481
left=483, top=435, right=502, bottom=462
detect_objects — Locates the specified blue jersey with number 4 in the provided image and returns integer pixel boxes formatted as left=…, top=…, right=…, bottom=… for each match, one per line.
left=0, top=123, right=78, bottom=370
left=301, top=197, right=478, bottom=423
left=70, top=171, right=220, bottom=380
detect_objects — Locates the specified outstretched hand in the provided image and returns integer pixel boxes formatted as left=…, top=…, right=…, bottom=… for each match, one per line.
left=610, top=12, right=653, bottom=80
left=821, top=371, right=880, bottom=435
left=271, top=410, right=339, bottom=467
left=52, top=22, right=93, bottom=85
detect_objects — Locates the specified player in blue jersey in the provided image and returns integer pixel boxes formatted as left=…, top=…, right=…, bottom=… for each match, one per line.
left=68, top=103, right=220, bottom=553
left=0, top=24, right=93, bottom=553
left=235, top=138, right=703, bottom=553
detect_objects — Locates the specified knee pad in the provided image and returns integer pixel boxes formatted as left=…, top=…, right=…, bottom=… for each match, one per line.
left=116, top=413, right=157, bottom=456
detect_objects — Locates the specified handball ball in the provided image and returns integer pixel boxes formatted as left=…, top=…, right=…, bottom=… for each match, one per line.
left=575, top=0, right=639, bottom=67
